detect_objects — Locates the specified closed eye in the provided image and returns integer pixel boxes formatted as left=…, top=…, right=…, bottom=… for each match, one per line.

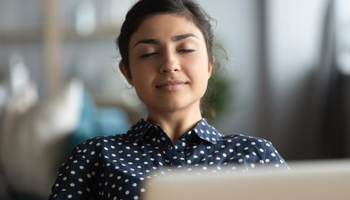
left=179, top=49, right=195, bottom=53
left=141, top=52, right=157, bottom=58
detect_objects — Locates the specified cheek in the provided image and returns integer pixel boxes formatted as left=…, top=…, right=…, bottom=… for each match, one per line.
left=129, top=66, right=154, bottom=88
left=187, top=59, right=211, bottom=80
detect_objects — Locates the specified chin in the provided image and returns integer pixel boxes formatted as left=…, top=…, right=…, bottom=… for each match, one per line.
left=149, top=100, right=201, bottom=113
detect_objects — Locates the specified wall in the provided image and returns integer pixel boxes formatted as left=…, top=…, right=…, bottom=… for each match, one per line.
left=0, top=0, right=334, bottom=160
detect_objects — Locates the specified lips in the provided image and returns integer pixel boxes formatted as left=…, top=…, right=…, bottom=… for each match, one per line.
left=156, top=80, right=187, bottom=91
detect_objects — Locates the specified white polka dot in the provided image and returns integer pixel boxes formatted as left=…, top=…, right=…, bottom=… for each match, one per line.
left=68, top=194, right=72, bottom=198
left=125, top=190, right=130, bottom=195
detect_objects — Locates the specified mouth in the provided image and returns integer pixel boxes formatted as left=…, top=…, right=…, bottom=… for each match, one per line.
left=156, top=80, right=188, bottom=91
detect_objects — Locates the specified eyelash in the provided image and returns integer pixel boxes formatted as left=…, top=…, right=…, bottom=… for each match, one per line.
left=179, top=49, right=195, bottom=53
left=140, top=49, right=195, bottom=58
left=141, top=53, right=157, bottom=58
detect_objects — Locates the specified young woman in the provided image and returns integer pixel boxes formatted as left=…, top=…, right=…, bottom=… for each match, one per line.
left=49, top=0, right=288, bottom=199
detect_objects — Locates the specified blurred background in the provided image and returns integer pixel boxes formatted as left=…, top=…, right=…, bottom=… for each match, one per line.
left=0, top=0, right=350, bottom=199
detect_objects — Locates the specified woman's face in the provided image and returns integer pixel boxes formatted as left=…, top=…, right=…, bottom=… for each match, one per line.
left=120, top=14, right=213, bottom=114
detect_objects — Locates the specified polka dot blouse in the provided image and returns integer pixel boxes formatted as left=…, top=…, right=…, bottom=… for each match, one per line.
left=49, top=118, right=288, bottom=200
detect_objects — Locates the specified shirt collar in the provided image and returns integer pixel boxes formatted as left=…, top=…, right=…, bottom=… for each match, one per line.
left=192, top=118, right=223, bottom=143
left=125, top=118, right=223, bottom=144
left=125, top=118, right=153, bottom=142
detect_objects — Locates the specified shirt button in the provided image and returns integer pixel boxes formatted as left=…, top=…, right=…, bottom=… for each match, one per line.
left=168, top=144, right=172, bottom=150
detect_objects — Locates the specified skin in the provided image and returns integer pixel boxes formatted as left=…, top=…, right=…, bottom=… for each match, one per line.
left=120, top=14, right=214, bottom=144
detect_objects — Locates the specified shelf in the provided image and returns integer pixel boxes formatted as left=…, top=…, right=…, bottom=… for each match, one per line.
left=0, top=26, right=43, bottom=42
left=63, top=24, right=121, bottom=41
left=0, top=24, right=121, bottom=42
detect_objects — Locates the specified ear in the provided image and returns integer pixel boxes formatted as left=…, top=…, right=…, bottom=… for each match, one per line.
left=119, top=63, right=134, bottom=86
left=208, top=56, right=215, bottom=78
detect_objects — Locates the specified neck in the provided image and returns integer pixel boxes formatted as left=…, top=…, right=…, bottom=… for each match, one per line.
left=146, top=105, right=202, bottom=144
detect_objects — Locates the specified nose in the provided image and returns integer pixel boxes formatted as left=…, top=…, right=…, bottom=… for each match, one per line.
left=159, top=51, right=181, bottom=74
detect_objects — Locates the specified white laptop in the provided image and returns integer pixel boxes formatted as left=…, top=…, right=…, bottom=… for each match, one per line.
left=142, top=159, right=350, bottom=200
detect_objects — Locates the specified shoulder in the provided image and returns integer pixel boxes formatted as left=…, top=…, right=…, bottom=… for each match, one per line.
left=67, top=134, right=133, bottom=162
left=219, top=133, right=273, bottom=148
left=218, top=134, right=288, bottom=168
left=74, top=134, right=130, bottom=149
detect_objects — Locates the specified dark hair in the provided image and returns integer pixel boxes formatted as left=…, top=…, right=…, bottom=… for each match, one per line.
left=116, top=0, right=224, bottom=119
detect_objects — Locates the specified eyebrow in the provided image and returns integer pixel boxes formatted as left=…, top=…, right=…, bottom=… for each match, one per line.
left=172, top=33, right=198, bottom=42
left=133, top=33, right=199, bottom=48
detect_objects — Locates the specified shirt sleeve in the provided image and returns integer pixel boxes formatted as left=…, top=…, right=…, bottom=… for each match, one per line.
left=262, top=140, right=289, bottom=170
left=48, top=144, right=97, bottom=200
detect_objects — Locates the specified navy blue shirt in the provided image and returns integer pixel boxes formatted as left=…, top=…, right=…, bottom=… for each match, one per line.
left=49, top=118, right=288, bottom=200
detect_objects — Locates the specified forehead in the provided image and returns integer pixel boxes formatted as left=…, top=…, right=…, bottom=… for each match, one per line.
left=129, top=14, right=204, bottom=47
